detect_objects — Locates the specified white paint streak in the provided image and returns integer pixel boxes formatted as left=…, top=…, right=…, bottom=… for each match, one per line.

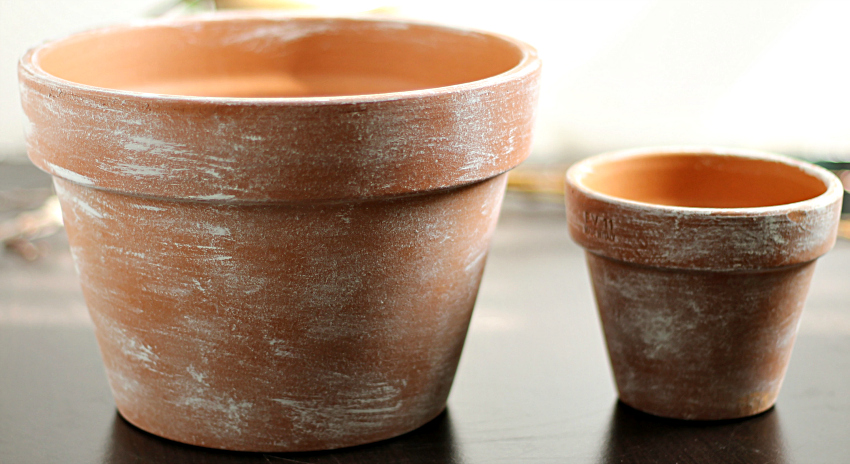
left=114, top=163, right=168, bottom=177
left=187, top=365, right=209, bottom=386
left=109, top=324, right=158, bottom=366
left=219, top=21, right=337, bottom=47
left=200, top=223, right=231, bottom=236
left=55, top=184, right=105, bottom=219
left=132, top=204, right=165, bottom=211
left=123, top=135, right=192, bottom=156
left=191, top=194, right=236, bottom=201
left=44, top=162, right=94, bottom=186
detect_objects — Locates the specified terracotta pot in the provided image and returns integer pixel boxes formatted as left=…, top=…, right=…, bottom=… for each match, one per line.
left=565, top=147, right=842, bottom=420
left=19, top=15, right=540, bottom=451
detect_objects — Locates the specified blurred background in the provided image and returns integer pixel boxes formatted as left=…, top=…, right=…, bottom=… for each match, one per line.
left=3, top=0, right=850, bottom=164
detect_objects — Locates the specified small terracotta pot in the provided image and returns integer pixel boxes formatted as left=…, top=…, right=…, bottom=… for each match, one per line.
left=19, top=15, right=540, bottom=451
left=565, top=147, right=842, bottom=420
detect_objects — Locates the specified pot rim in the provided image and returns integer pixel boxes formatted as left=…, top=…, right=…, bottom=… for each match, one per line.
left=18, top=13, right=541, bottom=202
left=566, top=145, right=844, bottom=216
left=19, top=12, right=540, bottom=105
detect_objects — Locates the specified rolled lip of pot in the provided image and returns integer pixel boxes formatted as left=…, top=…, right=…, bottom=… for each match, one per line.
left=565, top=146, right=844, bottom=272
left=18, top=13, right=541, bottom=203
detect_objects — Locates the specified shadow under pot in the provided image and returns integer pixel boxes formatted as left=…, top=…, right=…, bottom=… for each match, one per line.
left=18, top=15, right=541, bottom=451
left=565, top=147, right=843, bottom=420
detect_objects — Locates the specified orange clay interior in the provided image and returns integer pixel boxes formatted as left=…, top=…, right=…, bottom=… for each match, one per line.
left=34, top=18, right=525, bottom=98
left=581, top=154, right=828, bottom=208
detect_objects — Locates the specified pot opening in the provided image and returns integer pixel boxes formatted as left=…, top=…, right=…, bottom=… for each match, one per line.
left=33, top=18, right=526, bottom=98
left=579, top=153, right=828, bottom=208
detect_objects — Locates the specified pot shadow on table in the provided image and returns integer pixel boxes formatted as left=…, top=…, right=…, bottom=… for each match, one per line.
left=102, top=408, right=460, bottom=464
left=598, top=401, right=788, bottom=464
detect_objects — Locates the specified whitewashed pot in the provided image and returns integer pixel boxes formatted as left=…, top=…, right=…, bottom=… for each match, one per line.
left=565, top=147, right=842, bottom=420
left=19, top=15, right=540, bottom=451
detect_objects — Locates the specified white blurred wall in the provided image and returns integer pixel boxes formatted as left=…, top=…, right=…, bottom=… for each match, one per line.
left=0, top=0, right=160, bottom=161
left=2, top=0, right=850, bottom=163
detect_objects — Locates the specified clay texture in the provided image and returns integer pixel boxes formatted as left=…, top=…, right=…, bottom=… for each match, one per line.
left=565, top=147, right=842, bottom=420
left=19, top=15, right=540, bottom=451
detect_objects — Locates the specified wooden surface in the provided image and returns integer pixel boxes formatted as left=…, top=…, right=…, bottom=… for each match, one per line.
left=1, top=166, right=849, bottom=463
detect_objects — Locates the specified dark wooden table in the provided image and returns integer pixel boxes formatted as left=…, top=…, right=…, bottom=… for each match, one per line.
left=1, top=166, right=849, bottom=463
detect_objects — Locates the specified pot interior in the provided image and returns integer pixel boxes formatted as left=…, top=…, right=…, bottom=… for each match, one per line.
left=33, top=18, right=525, bottom=98
left=579, top=153, right=829, bottom=208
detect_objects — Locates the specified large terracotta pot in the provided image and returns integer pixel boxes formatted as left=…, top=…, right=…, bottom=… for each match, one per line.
left=19, top=15, right=540, bottom=451
left=565, top=147, right=842, bottom=420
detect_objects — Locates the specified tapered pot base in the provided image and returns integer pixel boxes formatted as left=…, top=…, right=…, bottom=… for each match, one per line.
left=588, top=253, right=815, bottom=421
left=115, top=403, right=450, bottom=452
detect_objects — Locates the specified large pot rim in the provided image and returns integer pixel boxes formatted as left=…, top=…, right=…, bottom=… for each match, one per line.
left=19, top=14, right=541, bottom=203
left=20, top=12, right=540, bottom=105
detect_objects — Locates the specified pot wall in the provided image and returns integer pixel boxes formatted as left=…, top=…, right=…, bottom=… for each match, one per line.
left=55, top=174, right=507, bottom=451
left=587, top=252, right=814, bottom=420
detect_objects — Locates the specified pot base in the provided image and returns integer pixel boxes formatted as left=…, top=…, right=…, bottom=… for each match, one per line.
left=115, top=404, right=449, bottom=452
left=615, top=399, right=776, bottom=423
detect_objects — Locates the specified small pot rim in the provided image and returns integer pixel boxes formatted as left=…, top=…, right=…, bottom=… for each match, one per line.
left=566, top=146, right=843, bottom=217
left=20, top=12, right=540, bottom=105
left=564, top=146, right=844, bottom=271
